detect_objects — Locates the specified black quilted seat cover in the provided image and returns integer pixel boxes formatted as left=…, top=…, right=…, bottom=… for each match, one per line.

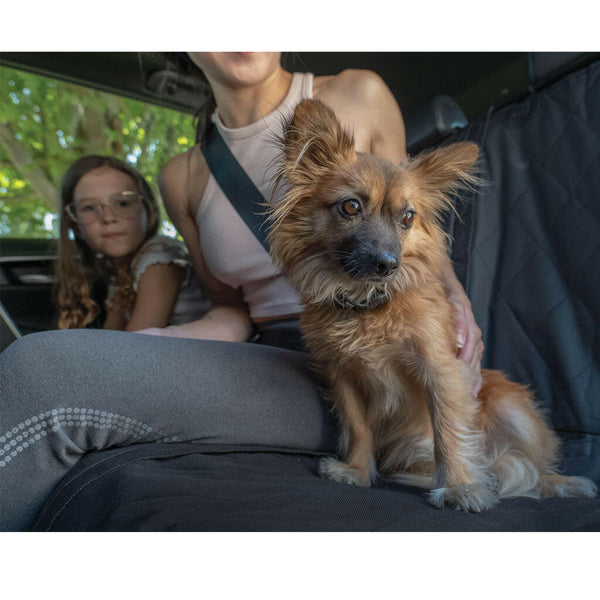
left=31, top=443, right=600, bottom=531
left=448, top=60, right=600, bottom=482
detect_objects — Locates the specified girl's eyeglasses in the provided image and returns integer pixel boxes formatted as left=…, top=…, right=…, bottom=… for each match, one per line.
left=66, top=191, right=143, bottom=225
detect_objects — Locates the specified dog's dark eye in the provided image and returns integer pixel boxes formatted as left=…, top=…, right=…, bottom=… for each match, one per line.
left=339, top=198, right=361, bottom=217
left=401, top=210, right=416, bottom=229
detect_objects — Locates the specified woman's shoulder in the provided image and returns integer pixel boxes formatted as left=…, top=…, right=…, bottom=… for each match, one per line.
left=160, top=144, right=206, bottom=179
left=313, top=69, right=391, bottom=107
left=313, top=68, right=406, bottom=161
left=159, top=145, right=210, bottom=216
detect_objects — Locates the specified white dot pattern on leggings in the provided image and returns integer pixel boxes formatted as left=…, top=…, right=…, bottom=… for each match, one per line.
left=0, top=408, right=179, bottom=467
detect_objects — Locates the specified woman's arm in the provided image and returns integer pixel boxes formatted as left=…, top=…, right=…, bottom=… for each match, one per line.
left=439, top=257, right=484, bottom=395
left=138, top=149, right=253, bottom=342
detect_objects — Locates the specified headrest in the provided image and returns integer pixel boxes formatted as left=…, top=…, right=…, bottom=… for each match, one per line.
left=405, top=95, right=468, bottom=155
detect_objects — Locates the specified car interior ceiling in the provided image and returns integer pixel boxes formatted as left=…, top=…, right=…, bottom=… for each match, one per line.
left=1, top=52, right=597, bottom=150
left=1, top=52, right=587, bottom=117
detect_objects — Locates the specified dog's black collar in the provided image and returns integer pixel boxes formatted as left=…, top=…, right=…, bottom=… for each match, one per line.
left=332, top=290, right=390, bottom=313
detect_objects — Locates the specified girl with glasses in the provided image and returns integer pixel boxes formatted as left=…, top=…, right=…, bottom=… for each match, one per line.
left=57, top=155, right=209, bottom=331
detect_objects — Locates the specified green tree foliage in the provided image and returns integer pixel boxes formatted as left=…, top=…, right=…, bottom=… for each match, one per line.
left=0, top=65, right=196, bottom=239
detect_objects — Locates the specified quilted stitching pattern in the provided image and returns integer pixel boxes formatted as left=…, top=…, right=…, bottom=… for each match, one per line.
left=449, top=61, right=600, bottom=440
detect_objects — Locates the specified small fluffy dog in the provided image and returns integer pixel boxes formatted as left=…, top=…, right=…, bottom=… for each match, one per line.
left=267, top=99, right=596, bottom=511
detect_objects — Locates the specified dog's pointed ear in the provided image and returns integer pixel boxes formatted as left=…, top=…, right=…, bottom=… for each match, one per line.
left=410, top=142, right=479, bottom=193
left=281, top=99, right=355, bottom=185
left=408, top=142, right=480, bottom=216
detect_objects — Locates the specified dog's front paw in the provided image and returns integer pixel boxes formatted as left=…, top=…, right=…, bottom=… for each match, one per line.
left=318, top=457, right=372, bottom=487
left=428, top=483, right=498, bottom=512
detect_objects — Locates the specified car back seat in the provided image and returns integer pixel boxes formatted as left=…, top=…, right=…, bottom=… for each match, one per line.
left=406, top=94, right=468, bottom=155
left=446, top=55, right=600, bottom=482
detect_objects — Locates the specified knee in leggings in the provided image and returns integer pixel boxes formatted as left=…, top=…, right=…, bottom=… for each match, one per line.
left=0, top=331, right=68, bottom=384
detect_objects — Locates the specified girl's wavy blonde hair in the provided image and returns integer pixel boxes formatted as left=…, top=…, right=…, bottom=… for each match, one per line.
left=56, top=155, right=160, bottom=329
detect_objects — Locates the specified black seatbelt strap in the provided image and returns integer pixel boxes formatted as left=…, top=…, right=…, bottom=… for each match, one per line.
left=201, top=123, right=270, bottom=252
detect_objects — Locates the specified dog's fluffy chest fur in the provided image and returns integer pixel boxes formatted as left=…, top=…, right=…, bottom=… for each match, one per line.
left=300, top=282, right=456, bottom=419
left=301, top=280, right=454, bottom=361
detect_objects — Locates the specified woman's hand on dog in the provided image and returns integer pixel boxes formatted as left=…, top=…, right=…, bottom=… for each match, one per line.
left=438, top=258, right=484, bottom=397
left=448, top=288, right=484, bottom=397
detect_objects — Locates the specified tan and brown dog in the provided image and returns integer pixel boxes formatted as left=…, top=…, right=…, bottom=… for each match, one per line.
left=267, top=99, right=596, bottom=511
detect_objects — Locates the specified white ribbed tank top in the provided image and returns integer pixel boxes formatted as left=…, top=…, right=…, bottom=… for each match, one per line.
left=196, top=72, right=313, bottom=319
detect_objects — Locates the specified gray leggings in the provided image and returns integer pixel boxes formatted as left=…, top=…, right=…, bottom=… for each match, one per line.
left=0, top=329, right=336, bottom=531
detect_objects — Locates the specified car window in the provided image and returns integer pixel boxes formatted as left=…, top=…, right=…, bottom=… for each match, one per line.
left=0, top=64, right=196, bottom=239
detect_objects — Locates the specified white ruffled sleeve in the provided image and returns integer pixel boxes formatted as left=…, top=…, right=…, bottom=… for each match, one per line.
left=131, top=236, right=191, bottom=292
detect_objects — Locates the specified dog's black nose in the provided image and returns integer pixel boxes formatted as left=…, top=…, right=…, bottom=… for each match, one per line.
left=373, top=252, right=398, bottom=277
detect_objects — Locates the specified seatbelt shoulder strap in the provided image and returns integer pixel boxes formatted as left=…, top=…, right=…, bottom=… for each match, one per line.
left=201, top=124, right=270, bottom=252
